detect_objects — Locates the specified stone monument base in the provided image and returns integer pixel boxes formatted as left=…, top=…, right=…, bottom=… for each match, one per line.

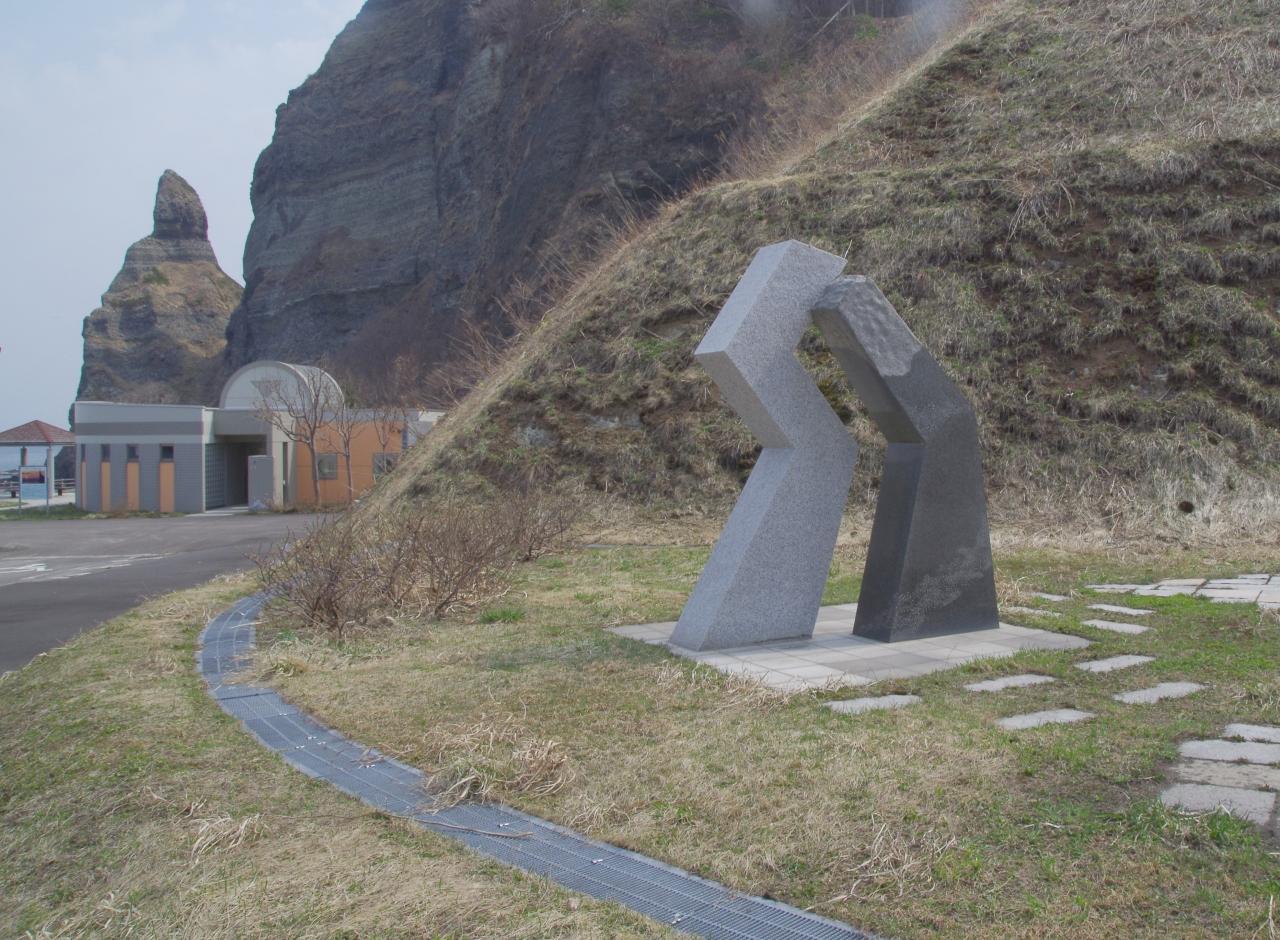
left=610, top=604, right=1088, bottom=693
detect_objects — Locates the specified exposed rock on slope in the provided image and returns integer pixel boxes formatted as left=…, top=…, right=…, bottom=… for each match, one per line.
left=386, top=0, right=1280, bottom=530
left=77, top=171, right=241, bottom=405
left=222, top=0, right=912, bottom=383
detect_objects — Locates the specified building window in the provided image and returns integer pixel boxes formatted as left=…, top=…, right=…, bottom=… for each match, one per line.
left=100, top=444, right=110, bottom=461
left=373, top=453, right=398, bottom=478
left=160, top=445, right=175, bottom=461
left=317, top=453, right=339, bottom=480
left=126, top=444, right=139, bottom=461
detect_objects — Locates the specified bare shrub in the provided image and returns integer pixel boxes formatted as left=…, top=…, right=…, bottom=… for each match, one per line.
left=256, top=490, right=583, bottom=639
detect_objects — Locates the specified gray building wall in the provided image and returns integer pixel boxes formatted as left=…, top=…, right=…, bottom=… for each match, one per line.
left=138, top=444, right=160, bottom=513
left=175, top=443, right=205, bottom=513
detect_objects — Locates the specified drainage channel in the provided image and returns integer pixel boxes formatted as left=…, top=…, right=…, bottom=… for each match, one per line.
left=198, top=594, right=882, bottom=940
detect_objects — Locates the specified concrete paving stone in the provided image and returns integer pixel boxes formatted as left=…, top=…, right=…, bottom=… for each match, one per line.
left=964, top=673, right=1056, bottom=693
left=1134, top=585, right=1198, bottom=596
left=1074, top=654, right=1155, bottom=673
left=1224, top=724, right=1280, bottom=744
left=1179, top=740, right=1280, bottom=765
left=1160, top=783, right=1276, bottom=826
left=1210, top=596, right=1260, bottom=605
left=1160, top=579, right=1210, bottom=586
left=1175, top=759, right=1280, bottom=791
left=1082, top=619, right=1150, bottom=635
left=1088, top=604, right=1154, bottom=617
left=1085, top=584, right=1142, bottom=593
left=827, top=694, right=922, bottom=715
left=1113, top=682, right=1204, bottom=705
left=778, top=664, right=846, bottom=680
left=1005, top=605, right=1064, bottom=618
left=997, top=709, right=1094, bottom=731
left=1030, top=592, right=1070, bottom=602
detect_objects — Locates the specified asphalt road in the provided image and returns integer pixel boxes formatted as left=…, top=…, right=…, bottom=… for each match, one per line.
left=0, top=512, right=315, bottom=673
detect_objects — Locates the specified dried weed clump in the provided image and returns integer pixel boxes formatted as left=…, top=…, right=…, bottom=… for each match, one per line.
left=417, top=715, right=577, bottom=808
left=257, top=490, right=582, bottom=639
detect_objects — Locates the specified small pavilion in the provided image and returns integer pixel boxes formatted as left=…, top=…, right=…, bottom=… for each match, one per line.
left=0, top=420, right=76, bottom=509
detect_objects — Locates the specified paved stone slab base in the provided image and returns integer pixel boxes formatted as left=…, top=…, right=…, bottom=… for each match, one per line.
left=1082, top=619, right=1150, bottom=635
left=997, top=709, right=1094, bottom=730
left=1175, top=759, right=1280, bottom=791
left=827, top=694, right=922, bottom=715
left=612, top=604, right=1088, bottom=691
left=1088, top=603, right=1153, bottom=617
left=1113, top=682, right=1204, bottom=705
left=1030, top=592, right=1069, bottom=602
left=1179, top=740, right=1280, bottom=765
left=1161, top=783, right=1277, bottom=827
left=964, top=674, right=1056, bottom=693
left=1225, top=723, right=1280, bottom=744
left=1074, top=654, right=1154, bottom=673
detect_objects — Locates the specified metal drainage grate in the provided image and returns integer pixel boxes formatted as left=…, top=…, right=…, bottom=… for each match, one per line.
left=199, top=594, right=883, bottom=940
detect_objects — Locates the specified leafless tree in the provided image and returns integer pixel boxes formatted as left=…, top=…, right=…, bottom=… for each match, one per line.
left=253, top=368, right=343, bottom=508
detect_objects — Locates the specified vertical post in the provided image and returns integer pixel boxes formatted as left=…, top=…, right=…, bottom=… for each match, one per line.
left=46, top=445, right=54, bottom=512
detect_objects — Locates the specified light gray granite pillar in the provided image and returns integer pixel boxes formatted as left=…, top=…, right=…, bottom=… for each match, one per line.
left=671, top=241, right=856, bottom=651
left=811, top=276, right=998, bottom=641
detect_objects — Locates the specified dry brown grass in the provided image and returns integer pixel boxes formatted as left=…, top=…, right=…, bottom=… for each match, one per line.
left=0, top=576, right=669, bottom=938
left=259, top=526, right=1280, bottom=938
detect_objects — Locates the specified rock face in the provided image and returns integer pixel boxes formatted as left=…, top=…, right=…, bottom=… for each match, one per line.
left=77, top=171, right=241, bottom=405
left=223, top=0, right=764, bottom=380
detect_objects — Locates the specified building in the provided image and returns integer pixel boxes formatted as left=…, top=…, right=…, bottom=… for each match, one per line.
left=73, top=361, right=439, bottom=513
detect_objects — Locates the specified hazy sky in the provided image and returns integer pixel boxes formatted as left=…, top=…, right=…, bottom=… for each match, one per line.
left=0, top=0, right=365, bottom=446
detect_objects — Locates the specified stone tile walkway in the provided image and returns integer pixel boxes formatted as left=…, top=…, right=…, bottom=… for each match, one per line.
left=1075, top=654, right=1154, bottom=673
left=611, top=603, right=1088, bottom=692
left=997, top=709, right=1094, bottom=730
left=1162, top=723, right=1280, bottom=833
left=1088, top=574, right=1280, bottom=608
left=1113, top=682, right=1203, bottom=705
left=1082, top=619, right=1149, bottom=635
left=965, top=673, right=1056, bottom=692
left=827, top=694, right=921, bottom=715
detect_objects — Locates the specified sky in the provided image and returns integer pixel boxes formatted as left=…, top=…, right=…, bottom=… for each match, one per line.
left=0, top=0, right=366, bottom=459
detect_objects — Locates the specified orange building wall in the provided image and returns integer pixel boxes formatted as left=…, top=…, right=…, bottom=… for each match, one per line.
left=291, top=420, right=402, bottom=508
left=125, top=462, right=140, bottom=511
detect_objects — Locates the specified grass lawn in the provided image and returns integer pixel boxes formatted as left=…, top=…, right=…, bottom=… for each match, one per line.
left=0, top=576, right=666, bottom=938
left=256, top=534, right=1280, bottom=939
left=3, top=531, right=1278, bottom=938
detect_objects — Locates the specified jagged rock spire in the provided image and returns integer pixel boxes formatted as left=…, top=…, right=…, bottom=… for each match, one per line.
left=152, top=169, right=209, bottom=241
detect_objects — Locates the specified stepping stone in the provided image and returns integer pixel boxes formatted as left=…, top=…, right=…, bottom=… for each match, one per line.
left=1030, top=592, right=1069, bottom=602
left=1134, top=585, right=1199, bottom=596
left=997, top=709, right=1094, bottom=730
left=1074, top=654, right=1153, bottom=673
left=1174, top=758, right=1280, bottom=791
left=827, top=694, right=921, bottom=715
left=1005, top=606, right=1063, bottom=619
left=1224, top=723, right=1280, bottom=744
left=1086, top=584, right=1142, bottom=593
left=1083, top=619, right=1150, bottom=635
left=1161, top=783, right=1276, bottom=827
left=1088, top=604, right=1153, bottom=617
left=1179, top=740, right=1280, bottom=765
left=965, top=674, right=1056, bottom=693
left=1113, top=682, right=1204, bottom=705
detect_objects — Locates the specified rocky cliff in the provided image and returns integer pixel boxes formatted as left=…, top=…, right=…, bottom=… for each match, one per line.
left=222, top=0, right=891, bottom=385
left=77, top=171, right=241, bottom=405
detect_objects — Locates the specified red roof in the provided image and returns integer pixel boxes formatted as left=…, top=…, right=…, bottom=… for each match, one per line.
left=0, top=420, right=76, bottom=446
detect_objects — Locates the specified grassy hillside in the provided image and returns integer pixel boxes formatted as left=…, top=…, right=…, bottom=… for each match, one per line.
left=388, top=0, right=1280, bottom=531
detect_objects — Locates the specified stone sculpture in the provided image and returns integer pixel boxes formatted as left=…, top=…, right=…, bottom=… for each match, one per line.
left=670, top=242, right=857, bottom=652
left=674, top=241, right=998, bottom=651
left=811, top=277, right=998, bottom=642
